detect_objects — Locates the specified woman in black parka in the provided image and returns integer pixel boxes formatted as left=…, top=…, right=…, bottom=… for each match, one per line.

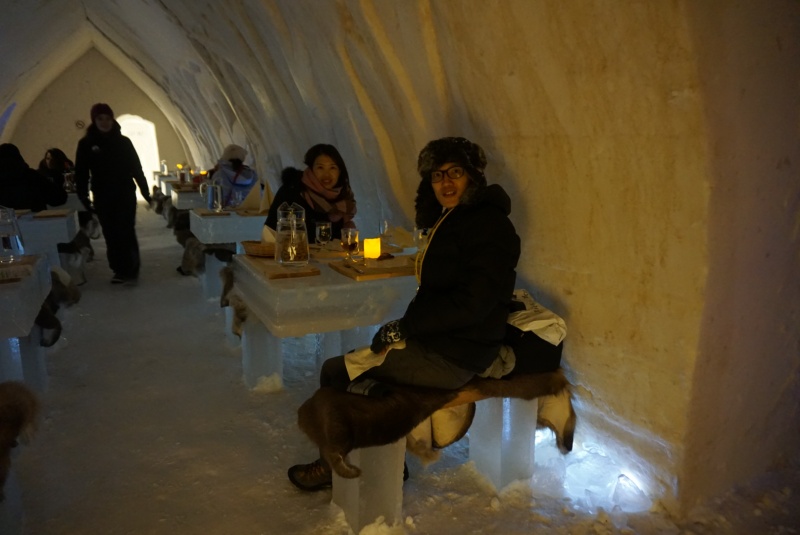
left=74, top=103, right=152, bottom=285
left=289, top=136, right=520, bottom=491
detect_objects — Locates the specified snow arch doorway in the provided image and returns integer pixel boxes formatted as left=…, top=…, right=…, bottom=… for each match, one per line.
left=118, top=114, right=160, bottom=196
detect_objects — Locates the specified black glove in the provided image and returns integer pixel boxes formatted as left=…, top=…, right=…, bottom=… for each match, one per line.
left=370, top=319, right=408, bottom=354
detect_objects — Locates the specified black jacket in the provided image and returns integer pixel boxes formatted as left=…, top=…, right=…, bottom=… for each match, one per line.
left=265, top=167, right=346, bottom=240
left=0, top=143, right=67, bottom=211
left=0, top=167, right=67, bottom=212
left=75, top=123, right=150, bottom=210
left=402, top=184, right=520, bottom=373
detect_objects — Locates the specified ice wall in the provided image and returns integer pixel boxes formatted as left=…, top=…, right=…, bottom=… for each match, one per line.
left=1, top=0, right=798, bottom=515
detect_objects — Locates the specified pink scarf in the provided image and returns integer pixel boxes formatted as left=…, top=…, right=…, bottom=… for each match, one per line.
left=300, top=167, right=357, bottom=224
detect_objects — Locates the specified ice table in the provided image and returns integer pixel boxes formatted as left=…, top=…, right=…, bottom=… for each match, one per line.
left=171, top=186, right=204, bottom=210
left=48, top=192, right=85, bottom=212
left=231, top=255, right=418, bottom=388
left=0, top=255, right=52, bottom=392
left=190, top=209, right=265, bottom=299
left=160, top=177, right=180, bottom=196
left=17, top=209, right=79, bottom=270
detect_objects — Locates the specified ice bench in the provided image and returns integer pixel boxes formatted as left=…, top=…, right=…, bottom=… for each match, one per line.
left=297, top=369, right=576, bottom=533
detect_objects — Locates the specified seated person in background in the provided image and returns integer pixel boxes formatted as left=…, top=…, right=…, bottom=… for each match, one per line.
left=37, top=148, right=75, bottom=191
left=210, top=144, right=259, bottom=209
left=0, top=143, right=67, bottom=211
left=287, top=137, right=520, bottom=491
left=265, top=144, right=356, bottom=241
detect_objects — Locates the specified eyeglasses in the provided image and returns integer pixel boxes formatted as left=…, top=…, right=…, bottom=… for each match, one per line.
left=431, top=166, right=465, bottom=183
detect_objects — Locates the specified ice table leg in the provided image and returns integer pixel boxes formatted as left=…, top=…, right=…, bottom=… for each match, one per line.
left=241, top=319, right=282, bottom=389
left=224, top=306, right=240, bottom=346
left=469, top=397, right=538, bottom=490
left=332, top=439, right=405, bottom=534
left=19, top=328, right=47, bottom=393
left=0, top=337, right=24, bottom=383
left=201, top=255, right=225, bottom=300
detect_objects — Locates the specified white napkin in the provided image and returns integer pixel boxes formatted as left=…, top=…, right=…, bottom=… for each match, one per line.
left=344, top=340, right=406, bottom=380
left=261, top=225, right=276, bottom=244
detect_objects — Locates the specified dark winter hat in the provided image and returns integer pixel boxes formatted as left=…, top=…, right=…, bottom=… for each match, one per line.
left=417, top=137, right=487, bottom=185
left=90, top=103, right=114, bottom=122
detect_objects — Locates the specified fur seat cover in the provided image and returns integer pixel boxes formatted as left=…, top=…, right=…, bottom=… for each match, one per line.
left=297, top=368, right=575, bottom=479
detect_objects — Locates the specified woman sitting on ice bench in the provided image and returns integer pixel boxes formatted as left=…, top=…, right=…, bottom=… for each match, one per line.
left=288, top=136, right=523, bottom=490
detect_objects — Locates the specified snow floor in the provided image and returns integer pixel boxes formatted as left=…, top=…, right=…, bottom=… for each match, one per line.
left=6, top=206, right=800, bottom=534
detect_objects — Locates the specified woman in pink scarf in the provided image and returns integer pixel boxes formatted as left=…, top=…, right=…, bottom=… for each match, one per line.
left=265, top=144, right=357, bottom=240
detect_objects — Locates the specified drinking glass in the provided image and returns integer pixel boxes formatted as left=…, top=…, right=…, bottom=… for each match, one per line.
left=0, top=207, right=25, bottom=263
left=414, top=227, right=429, bottom=254
left=340, top=228, right=359, bottom=262
left=316, top=222, right=332, bottom=246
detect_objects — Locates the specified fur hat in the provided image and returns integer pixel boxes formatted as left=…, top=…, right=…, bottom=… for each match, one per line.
left=416, top=137, right=487, bottom=185
left=414, top=137, right=489, bottom=228
left=90, top=103, right=114, bottom=122
left=221, top=144, right=247, bottom=162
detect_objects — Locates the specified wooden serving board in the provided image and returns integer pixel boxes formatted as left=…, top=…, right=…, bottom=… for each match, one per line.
left=0, top=256, right=37, bottom=283
left=240, top=255, right=320, bottom=279
left=193, top=208, right=231, bottom=217
left=241, top=240, right=275, bottom=258
left=33, top=208, right=71, bottom=218
left=328, top=258, right=415, bottom=281
left=234, top=209, right=267, bottom=217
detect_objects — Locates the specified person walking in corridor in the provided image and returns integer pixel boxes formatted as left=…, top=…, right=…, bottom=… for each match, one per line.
left=75, top=103, right=152, bottom=285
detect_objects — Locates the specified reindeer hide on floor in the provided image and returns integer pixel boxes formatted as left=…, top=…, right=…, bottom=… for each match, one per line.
left=297, top=369, right=574, bottom=479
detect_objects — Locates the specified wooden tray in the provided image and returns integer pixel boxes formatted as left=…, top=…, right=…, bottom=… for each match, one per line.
left=328, top=257, right=415, bottom=281
left=240, top=255, right=320, bottom=279
left=33, top=208, right=71, bottom=218
left=172, top=184, right=200, bottom=192
left=309, top=243, right=347, bottom=259
left=241, top=240, right=275, bottom=257
left=234, top=209, right=267, bottom=217
left=193, top=208, right=231, bottom=217
left=0, top=256, right=36, bottom=283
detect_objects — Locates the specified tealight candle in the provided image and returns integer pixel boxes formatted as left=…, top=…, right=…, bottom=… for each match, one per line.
left=363, top=237, right=381, bottom=259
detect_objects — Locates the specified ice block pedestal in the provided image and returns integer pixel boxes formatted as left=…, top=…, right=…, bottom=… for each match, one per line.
left=332, top=439, right=406, bottom=534
left=469, top=397, right=538, bottom=490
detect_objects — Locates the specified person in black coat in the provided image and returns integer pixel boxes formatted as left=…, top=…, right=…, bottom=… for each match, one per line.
left=37, top=148, right=74, bottom=191
left=74, top=103, right=152, bottom=285
left=288, top=137, right=521, bottom=491
left=265, top=144, right=357, bottom=241
left=0, top=143, right=67, bottom=211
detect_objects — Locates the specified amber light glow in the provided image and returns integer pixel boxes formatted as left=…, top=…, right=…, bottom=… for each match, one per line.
left=363, top=237, right=381, bottom=259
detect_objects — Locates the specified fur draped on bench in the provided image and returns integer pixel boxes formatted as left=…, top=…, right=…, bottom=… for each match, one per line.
left=297, top=368, right=576, bottom=479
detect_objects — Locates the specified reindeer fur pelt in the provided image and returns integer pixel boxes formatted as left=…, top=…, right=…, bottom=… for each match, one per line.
left=297, top=369, right=572, bottom=479
left=0, top=381, right=39, bottom=501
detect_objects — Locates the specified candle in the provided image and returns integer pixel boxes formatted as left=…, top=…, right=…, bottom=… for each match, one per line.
left=363, top=237, right=381, bottom=259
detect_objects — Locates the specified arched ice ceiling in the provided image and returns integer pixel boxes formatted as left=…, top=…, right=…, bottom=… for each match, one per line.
left=1, top=0, right=466, bottom=228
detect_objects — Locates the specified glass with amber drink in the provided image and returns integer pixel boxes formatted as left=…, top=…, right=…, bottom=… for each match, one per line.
left=340, top=228, right=359, bottom=262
